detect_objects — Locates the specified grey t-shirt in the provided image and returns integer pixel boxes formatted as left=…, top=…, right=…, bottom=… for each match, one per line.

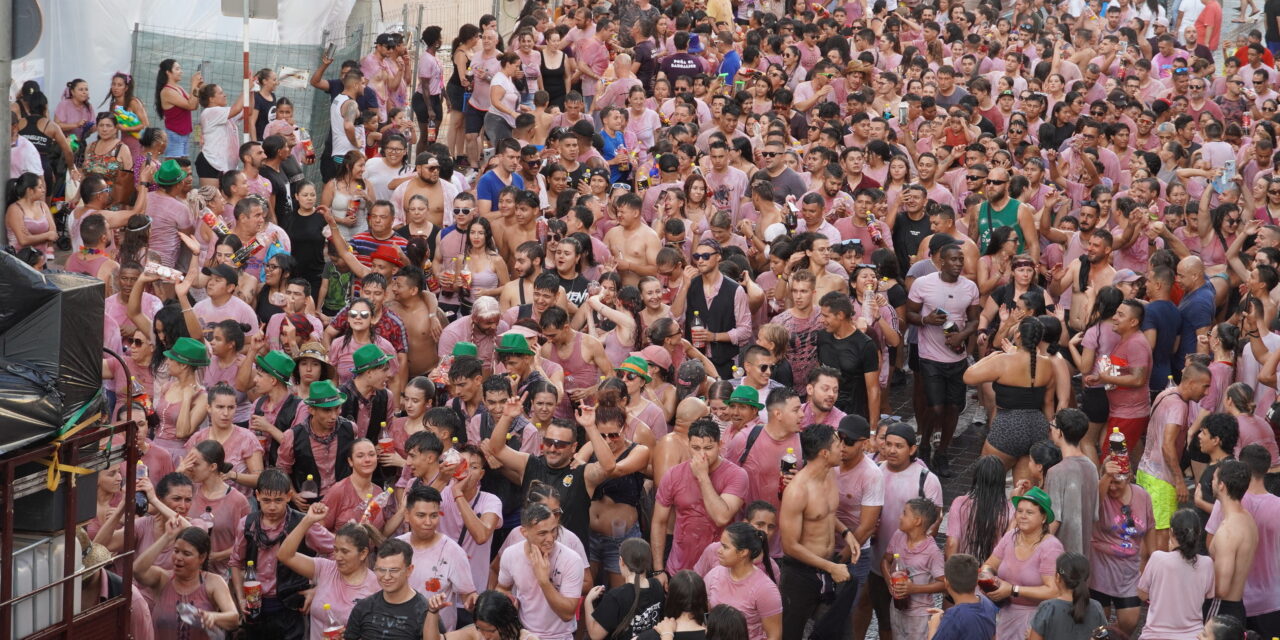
left=1030, top=597, right=1108, bottom=639
left=769, top=168, right=809, bottom=204
left=1045, top=455, right=1100, bottom=557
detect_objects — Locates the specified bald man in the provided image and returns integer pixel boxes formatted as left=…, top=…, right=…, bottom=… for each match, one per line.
left=1175, top=256, right=1214, bottom=376
left=965, top=167, right=1040, bottom=262
left=591, top=53, right=641, bottom=113
left=652, top=397, right=708, bottom=483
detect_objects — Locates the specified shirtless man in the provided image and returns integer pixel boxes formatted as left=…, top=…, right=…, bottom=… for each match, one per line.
left=498, top=242, right=546, bottom=311
left=604, top=193, right=661, bottom=286
left=779, top=424, right=861, bottom=640
left=1052, top=229, right=1117, bottom=332
left=387, top=265, right=446, bottom=376
left=1208, top=460, right=1258, bottom=623
left=392, top=153, right=455, bottom=226
left=496, top=191, right=542, bottom=265
left=652, top=397, right=706, bottom=485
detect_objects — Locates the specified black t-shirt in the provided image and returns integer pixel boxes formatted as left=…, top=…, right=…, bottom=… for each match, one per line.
left=326, top=82, right=381, bottom=113
left=284, top=210, right=329, bottom=284
left=660, top=53, right=703, bottom=84
left=253, top=92, right=277, bottom=140
left=559, top=273, right=591, bottom=307
left=260, top=164, right=293, bottom=228
left=891, top=211, right=931, bottom=273
left=592, top=582, right=666, bottom=638
left=523, top=456, right=592, bottom=551
left=816, top=329, right=879, bottom=417
left=345, top=592, right=429, bottom=640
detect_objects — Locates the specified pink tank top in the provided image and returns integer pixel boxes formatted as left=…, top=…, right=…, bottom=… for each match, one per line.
left=548, top=332, right=599, bottom=391
left=66, top=250, right=111, bottom=278
left=7, top=210, right=50, bottom=251
left=162, top=86, right=194, bottom=136
left=152, top=572, right=216, bottom=640
left=601, top=329, right=631, bottom=367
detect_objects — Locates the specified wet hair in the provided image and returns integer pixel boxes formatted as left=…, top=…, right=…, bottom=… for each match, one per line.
left=612, top=539, right=655, bottom=638
left=377, top=537, right=413, bottom=566
left=174, top=526, right=212, bottom=569
left=405, top=430, right=444, bottom=457
left=192, top=440, right=233, bottom=474
left=1201, top=411, right=1240, bottom=455
left=959, top=456, right=1012, bottom=561
left=473, top=590, right=524, bottom=640
left=1216, top=460, right=1251, bottom=501
left=406, top=485, right=443, bottom=509
left=1055, top=552, right=1092, bottom=623
left=1204, top=614, right=1258, bottom=640
left=256, top=467, right=291, bottom=495
left=525, top=479, right=561, bottom=507
left=1169, top=508, right=1202, bottom=564
left=688, top=417, right=721, bottom=442
left=724, top=522, right=775, bottom=582
left=156, top=471, right=194, bottom=498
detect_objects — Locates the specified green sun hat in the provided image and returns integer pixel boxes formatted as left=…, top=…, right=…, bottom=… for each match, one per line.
left=304, top=379, right=348, bottom=407
left=351, top=343, right=394, bottom=374
left=1011, top=486, right=1056, bottom=524
left=255, top=349, right=296, bottom=383
left=153, top=159, right=188, bottom=186
left=614, top=356, right=652, bottom=382
left=495, top=333, right=536, bottom=356
left=452, top=341, right=479, bottom=357
left=163, top=336, right=210, bottom=367
left=727, top=384, right=763, bottom=409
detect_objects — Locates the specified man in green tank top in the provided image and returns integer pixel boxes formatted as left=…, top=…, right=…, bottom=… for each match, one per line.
left=966, top=167, right=1040, bottom=261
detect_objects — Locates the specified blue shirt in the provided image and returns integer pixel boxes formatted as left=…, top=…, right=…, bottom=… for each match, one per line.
left=601, top=129, right=627, bottom=184
left=475, top=170, right=525, bottom=208
left=1142, top=299, right=1182, bottom=390
left=718, top=50, right=741, bottom=84
left=1175, top=281, right=1215, bottom=374
left=932, top=597, right=998, bottom=640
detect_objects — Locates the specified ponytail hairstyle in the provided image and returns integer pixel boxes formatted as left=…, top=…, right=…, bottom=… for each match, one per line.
left=525, top=479, right=561, bottom=508
left=1169, top=509, right=1201, bottom=565
left=175, top=526, right=213, bottom=572
left=192, top=439, right=233, bottom=474
left=1018, top=317, right=1045, bottom=384
left=212, top=319, right=249, bottom=352
left=1226, top=382, right=1256, bottom=415
left=335, top=521, right=383, bottom=567
left=1213, top=322, right=1240, bottom=355
left=155, top=59, right=178, bottom=116
left=616, top=285, right=645, bottom=350
left=612, top=539, right=654, bottom=639
left=724, top=522, right=775, bottom=582
left=1054, top=552, right=1092, bottom=623
left=186, top=185, right=221, bottom=225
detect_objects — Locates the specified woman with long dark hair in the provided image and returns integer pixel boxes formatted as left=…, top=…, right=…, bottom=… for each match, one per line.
left=184, top=437, right=251, bottom=575
left=964, top=318, right=1056, bottom=482
left=155, top=59, right=202, bottom=159
left=426, top=590, right=530, bottom=640
left=134, top=524, right=240, bottom=639
left=321, top=149, right=368, bottom=241
left=704, top=522, right=781, bottom=640
left=586, top=538, right=665, bottom=639
left=1028, top=552, right=1107, bottom=640
left=1065, top=286, right=1125, bottom=462
left=328, top=297, right=398, bottom=386
left=1137, top=509, right=1216, bottom=639
left=946, top=455, right=1015, bottom=563
left=636, top=570, right=709, bottom=640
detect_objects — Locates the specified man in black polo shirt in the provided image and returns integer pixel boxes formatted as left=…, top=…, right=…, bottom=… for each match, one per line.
left=484, top=391, right=592, bottom=553
left=682, top=239, right=751, bottom=379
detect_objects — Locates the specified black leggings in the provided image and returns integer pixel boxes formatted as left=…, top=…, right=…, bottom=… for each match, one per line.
left=779, top=556, right=860, bottom=640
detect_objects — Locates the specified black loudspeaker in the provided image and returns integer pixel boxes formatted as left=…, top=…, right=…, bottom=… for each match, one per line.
left=0, top=253, right=104, bottom=455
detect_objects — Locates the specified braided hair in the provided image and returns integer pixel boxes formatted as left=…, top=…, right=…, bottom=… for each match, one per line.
left=1019, top=317, right=1045, bottom=386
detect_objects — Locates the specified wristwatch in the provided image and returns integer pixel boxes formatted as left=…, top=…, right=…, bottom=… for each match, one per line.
left=1012, top=585, right=1021, bottom=598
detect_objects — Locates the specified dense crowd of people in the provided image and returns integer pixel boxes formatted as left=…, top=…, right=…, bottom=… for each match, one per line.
left=10, top=0, right=1280, bottom=638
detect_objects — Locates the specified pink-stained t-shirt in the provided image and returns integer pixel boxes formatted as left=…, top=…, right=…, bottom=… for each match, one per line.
left=1089, top=485, right=1153, bottom=598
left=1106, top=331, right=1153, bottom=419
left=908, top=273, right=980, bottom=364
left=135, top=515, right=176, bottom=573
left=884, top=530, right=946, bottom=615
left=192, top=295, right=262, bottom=338
left=991, top=530, right=1063, bottom=606
left=187, top=426, right=264, bottom=493
left=704, top=167, right=751, bottom=221
left=1137, top=550, right=1216, bottom=638
left=724, top=427, right=802, bottom=555
left=633, top=399, right=670, bottom=440
left=498, top=525, right=588, bottom=567
left=146, top=192, right=196, bottom=268
left=106, top=291, right=163, bottom=335
left=1138, top=388, right=1188, bottom=485
left=191, top=486, right=251, bottom=575
left=498, top=541, right=585, bottom=640
left=1080, top=322, right=1121, bottom=380
left=439, top=485, right=504, bottom=595
left=836, top=455, right=884, bottom=547
left=655, top=459, right=749, bottom=573
left=320, top=477, right=385, bottom=532
left=307, top=556, right=380, bottom=640
left=1234, top=414, right=1280, bottom=466
left=872, top=460, right=943, bottom=573
left=946, top=495, right=1014, bottom=560
left=1207, top=492, right=1280, bottom=616
left=692, top=540, right=779, bottom=577
left=704, top=565, right=783, bottom=640
left=397, top=532, right=476, bottom=631
left=329, top=335, right=399, bottom=387
left=277, top=426, right=343, bottom=494
left=230, top=515, right=335, bottom=598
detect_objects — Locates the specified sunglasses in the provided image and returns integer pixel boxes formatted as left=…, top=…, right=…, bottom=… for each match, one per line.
left=966, top=174, right=986, bottom=180
left=543, top=438, right=574, bottom=449
left=1009, top=128, right=1025, bottom=134
left=1268, top=190, right=1280, bottom=195
left=691, top=252, right=717, bottom=261
left=611, top=182, right=632, bottom=191
left=986, top=179, right=1008, bottom=185
left=760, top=151, right=779, bottom=157
left=1226, top=217, right=1242, bottom=224
left=839, top=434, right=862, bottom=446
left=127, top=337, right=148, bottom=348
left=349, top=309, right=372, bottom=319
left=619, top=371, right=644, bottom=382
left=453, top=207, right=474, bottom=215
left=755, top=363, right=773, bottom=372
left=600, top=431, right=623, bottom=440
left=424, top=164, right=441, bottom=171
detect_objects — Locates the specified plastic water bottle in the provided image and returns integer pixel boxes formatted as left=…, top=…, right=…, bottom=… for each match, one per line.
left=861, top=284, right=876, bottom=324
left=135, top=462, right=149, bottom=516
left=691, top=311, right=708, bottom=351
left=321, top=603, right=345, bottom=639
left=891, top=554, right=910, bottom=610
left=361, top=488, right=393, bottom=523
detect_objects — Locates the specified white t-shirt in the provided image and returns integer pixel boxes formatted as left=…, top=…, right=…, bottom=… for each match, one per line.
left=330, top=94, right=357, bottom=158
left=199, top=106, right=241, bottom=172
left=363, top=157, right=413, bottom=203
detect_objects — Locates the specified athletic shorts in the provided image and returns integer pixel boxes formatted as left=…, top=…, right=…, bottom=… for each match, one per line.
left=1136, top=470, right=1177, bottom=530
left=919, top=357, right=969, bottom=407
left=1090, top=589, right=1142, bottom=610
left=194, top=153, right=222, bottom=180
left=1080, top=386, right=1109, bottom=424
left=464, top=104, right=486, bottom=134
left=1107, top=416, right=1148, bottom=452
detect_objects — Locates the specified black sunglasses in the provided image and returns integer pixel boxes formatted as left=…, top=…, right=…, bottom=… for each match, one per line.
left=543, top=438, right=574, bottom=449
left=691, top=252, right=717, bottom=261
left=986, top=179, right=1008, bottom=185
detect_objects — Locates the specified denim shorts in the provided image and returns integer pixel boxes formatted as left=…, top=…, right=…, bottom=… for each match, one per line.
left=588, top=523, right=642, bottom=572
left=165, top=129, right=190, bottom=158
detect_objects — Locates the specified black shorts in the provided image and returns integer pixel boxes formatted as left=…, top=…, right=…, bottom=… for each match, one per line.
left=1090, top=589, right=1142, bottom=610
left=464, top=104, right=486, bottom=134
left=919, top=357, right=969, bottom=407
left=446, top=83, right=466, bottom=112
left=1080, top=386, right=1110, bottom=424
left=1204, top=598, right=1247, bottom=622
left=908, top=342, right=920, bottom=372
left=194, top=153, right=222, bottom=180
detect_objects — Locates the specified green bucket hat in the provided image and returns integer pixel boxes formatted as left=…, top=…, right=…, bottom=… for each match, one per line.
left=452, top=341, right=479, bottom=357
left=495, top=333, right=536, bottom=356
left=305, top=379, right=348, bottom=407
left=351, top=343, right=394, bottom=374
left=727, top=385, right=763, bottom=409
left=614, top=356, right=652, bottom=382
left=153, top=159, right=188, bottom=186
left=255, top=349, right=296, bottom=383
left=163, top=336, right=210, bottom=367
left=1011, top=486, right=1056, bottom=524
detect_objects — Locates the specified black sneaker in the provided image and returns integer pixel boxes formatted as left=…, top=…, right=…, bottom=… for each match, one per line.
left=918, top=442, right=932, bottom=468
left=933, top=451, right=953, bottom=477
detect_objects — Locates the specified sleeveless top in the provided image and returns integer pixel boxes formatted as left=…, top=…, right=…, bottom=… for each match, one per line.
left=152, top=572, right=217, bottom=640
left=540, top=52, right=568, bottom=103
left=601, top=329, right=631, bottom=367
left=66, top=249, right=111, bottom=278
left=83, top=141, right=124, bottom=183
left=162, top=85, right=194, bottom=135
left=977, top=198, right=1025, bottom=253
left=6, top=206, right=51, bottom=251
left=19, top=116, right=53, bottom=161
left=549, top=332, right=599, bottom=391
left=592, top=442, right=645, bottom=508
left=993, top=381, right=1047, bottom=411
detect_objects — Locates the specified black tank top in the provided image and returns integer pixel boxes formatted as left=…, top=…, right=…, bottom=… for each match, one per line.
left=540, top=52, right=567, bottom=104
left=19, top=116, right=53, bottom=158
left=992, top=381, right=1047, bottom=411
left=448, top=53, right=471, bottom=88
